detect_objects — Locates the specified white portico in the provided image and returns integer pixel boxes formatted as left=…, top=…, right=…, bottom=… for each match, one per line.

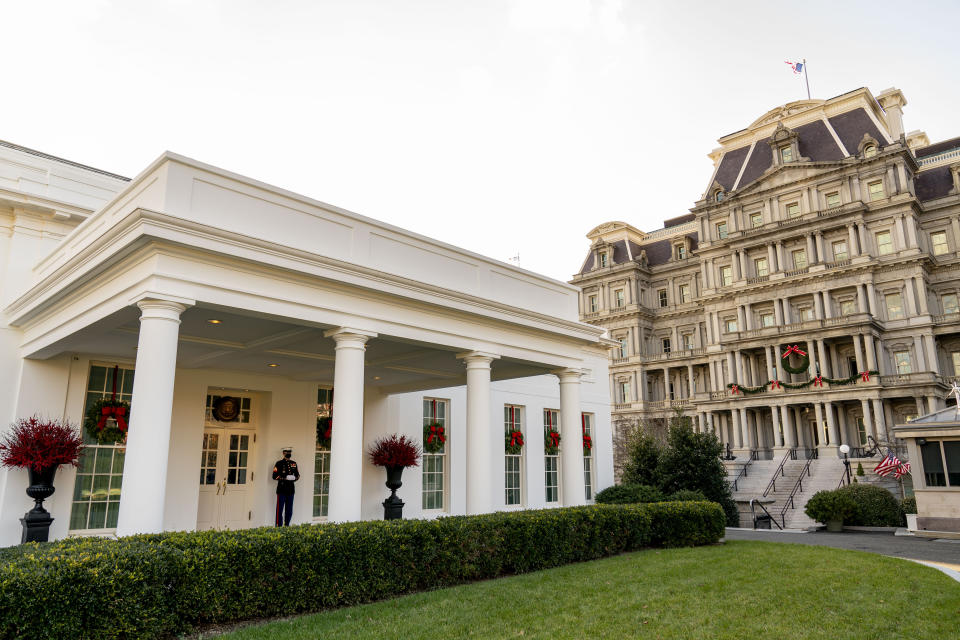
left=0, top=148, right=612, bottom=544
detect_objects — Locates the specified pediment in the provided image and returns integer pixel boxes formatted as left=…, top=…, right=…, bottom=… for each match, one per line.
left=736, top=161, right=843, bottom=195
left=749, top=100, right=825, bottom=129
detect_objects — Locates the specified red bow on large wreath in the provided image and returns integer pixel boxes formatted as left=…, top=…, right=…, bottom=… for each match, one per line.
left=582, top=433, right=593, bottom=450
left=98, top=405, right=128, bottom=432
left=509, top=431, right=524, bottom=447
left=782, top=345, right=807, bottom=359
left=548, top=431, right=560, bottom=447
left=813, top=375, right=824, bottom=387
left=731, top=384, right=740, bottom=395
left=860, top=371, right=871, bottom=382
left=770, top=380, right=781, bottom=390
left=427, top=424, right=446, bottom=445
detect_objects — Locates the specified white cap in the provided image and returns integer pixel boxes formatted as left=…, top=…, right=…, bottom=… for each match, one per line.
left=281, top=445, right=293, bottom=453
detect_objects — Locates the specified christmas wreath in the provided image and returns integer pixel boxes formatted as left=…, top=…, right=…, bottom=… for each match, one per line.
left=505, top=430, right=524, bottom=454
left=582, top=432, right=593, bottom=455
left=780, top=344, right=810, bottom=375
left=84, top=398, right=130, bottom=444
left=423, top=422, right=446, bottom=453
left=316, top=416, right=332, bottom=449
left=544, top=429, right=561, bottom=455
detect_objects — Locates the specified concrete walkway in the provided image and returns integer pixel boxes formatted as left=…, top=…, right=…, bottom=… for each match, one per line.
left=724, top=528, right=960, bottom=582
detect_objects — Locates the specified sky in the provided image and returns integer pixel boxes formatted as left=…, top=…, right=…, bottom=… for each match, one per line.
left=4, top=0, right=960, bottom=282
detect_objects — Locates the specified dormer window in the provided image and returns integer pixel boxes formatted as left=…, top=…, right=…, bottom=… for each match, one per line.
left=858, top=134, right=880, bottom=159
left=779, top=145, right=794, bottom=163
left=768, top=122, right=804, bottom=167
left=863, top=144, right=877, bottom=158
left=715, top=190, right=724, bottom=202
left=676, top=245, right=686, bottom=260
left=599, top=252, right=608, bottom=268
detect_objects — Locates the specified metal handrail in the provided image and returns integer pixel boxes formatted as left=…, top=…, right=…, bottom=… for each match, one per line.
left=762, top=448, right=797, bottom=498
left=750, top=498, right=784, bottom=530
left=777, top=453, right=816, bottom=526
left=730, top=457, right=753, bottom=492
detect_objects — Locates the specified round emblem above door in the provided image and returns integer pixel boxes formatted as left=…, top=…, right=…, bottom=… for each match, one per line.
left=212, top=396, right=241, bottom=422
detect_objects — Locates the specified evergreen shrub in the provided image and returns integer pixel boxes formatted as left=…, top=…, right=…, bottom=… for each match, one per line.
left=595, top=483, right=664, bottom=504
left=837, top=484, right=902, bottom=526
left=804, top=489, right=857, bottom=524
left=900, top=496, right=917, bottom=515
left=0, top=502, right=723, bottom=640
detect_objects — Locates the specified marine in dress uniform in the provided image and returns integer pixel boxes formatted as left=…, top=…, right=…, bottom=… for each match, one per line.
left=272, top=446, right=300, bottom=526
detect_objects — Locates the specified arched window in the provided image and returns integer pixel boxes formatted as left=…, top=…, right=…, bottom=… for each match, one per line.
left=715, top=190, right=724, bottom=202
left=864, top=144, right=877, bottom=158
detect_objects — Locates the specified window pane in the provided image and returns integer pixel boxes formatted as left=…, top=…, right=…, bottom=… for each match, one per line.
left=943, top=295, right=959, bottom=315
left=877, top=232, right=892, bottom=255
left=944, top=441, right=960, bottom=486
left=833, top=241, right=847, bottom=261
left=921, top=442, right=946, bottom=487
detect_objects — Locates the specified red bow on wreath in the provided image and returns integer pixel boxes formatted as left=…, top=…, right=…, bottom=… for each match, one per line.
left=770, top=380, right=781, bottom=390
left=860, top=371, right=871, bottom=382
left=582, top=434, right=593, bottom=450
left=548, top=431, right=560, bottom=447
left=813, top=375, right=824, bottom=387
left=427, top=424, right=446, bottom=444
left=731, top=384, right=740, bottom=395
left=509, top=431, right=524, bottom=447
left=324, top=421, right=332, bottom=439
left=782, top=345, right=807, bottom=359
left=98, top=405, right=128, bottom=432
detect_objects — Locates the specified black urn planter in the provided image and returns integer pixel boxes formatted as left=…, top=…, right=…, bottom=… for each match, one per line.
left=21, top=465, right=57, bottom=543
left=382, top=465, right=405, bottom=520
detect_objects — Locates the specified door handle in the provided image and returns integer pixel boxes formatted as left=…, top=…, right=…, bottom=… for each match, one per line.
left=222, top=478, right=227, bottom=494
left=216, top=480, right=222, bottom=495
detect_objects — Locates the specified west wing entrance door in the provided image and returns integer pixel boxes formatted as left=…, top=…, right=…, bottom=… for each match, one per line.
left=197, top=394, right=257, bottom=530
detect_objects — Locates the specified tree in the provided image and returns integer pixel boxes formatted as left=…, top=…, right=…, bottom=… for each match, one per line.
left=620, top=427, right=661, bottom=486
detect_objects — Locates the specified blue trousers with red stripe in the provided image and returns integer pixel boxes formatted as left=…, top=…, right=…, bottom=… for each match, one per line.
left=275, top=493, right=294, bottom=526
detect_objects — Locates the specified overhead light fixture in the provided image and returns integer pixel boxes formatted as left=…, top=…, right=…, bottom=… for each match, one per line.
left=268, top=363, right=279, bottom=368
left=207, top=319, right=222, bottom=324
left=373, top=376, right=381, bottom=380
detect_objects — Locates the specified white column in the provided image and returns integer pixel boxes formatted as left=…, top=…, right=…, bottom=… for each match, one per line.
left=773, top=344, right=785, bottom=382
left=739, top=408, right=750, bottom=450
left=825, top=402, right=840, bottom=447
left=783, top=404, right=797, bottom=448
left=913, top=335, right=927, bottom=371
left=767, top=243, right=777, bottom=272
left=774, top=299, right=784, bottom=326
left=806, top=234, right=816, bottom=264
left=861, top=399, right=876, bottom=441
left=857, top=285, right=869, bottom=313
left=872, top=399, right=887, bottom=440
left=325, top=328, right=377, bottom=522
left=555, top=369, right=587, bottom=507
left=853, top=335, right=865, bottom=372
left=732, top=410, right=743, bottom=449
left=687, top=364, right=695, bottom=397
left=923, top=334, right=939, bottom=375
left=813, top=292, right=824, bottom=320
left=116, top=299, right=189, bottom=536
left=815, top=232, right=825, bottom=263
left=864, top=333, right=877, bottom=371
left=461, top=352, right=499, bottom=515
left=772, top=406, right=784, bottom=448
left=848, top=224, right=859, bottom=257
left=817, top=339, right=830, bottom=377
left=915, top=276, right=929, bottom=314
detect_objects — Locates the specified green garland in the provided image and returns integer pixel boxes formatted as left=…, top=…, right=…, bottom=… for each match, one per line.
left=84, top=398, right=131, bottom=445
left=316, top=416, right=332, bottom=449
left=727, top=371, right=879, bottom=396
left=423, top=422, right=446, bottom=454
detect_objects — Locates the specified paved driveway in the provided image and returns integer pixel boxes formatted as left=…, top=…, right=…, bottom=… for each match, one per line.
left=724, top=528, right=960, bottom=567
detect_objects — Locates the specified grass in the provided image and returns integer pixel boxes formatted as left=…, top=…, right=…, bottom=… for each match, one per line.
left=208, top=541, right=960, bottom=640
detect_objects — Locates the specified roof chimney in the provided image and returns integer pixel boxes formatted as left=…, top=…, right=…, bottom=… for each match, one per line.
left=876, top=88, right=907, bottom=140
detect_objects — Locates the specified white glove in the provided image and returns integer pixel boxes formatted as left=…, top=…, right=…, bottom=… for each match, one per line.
left=286, top=474, right=296, bottom=481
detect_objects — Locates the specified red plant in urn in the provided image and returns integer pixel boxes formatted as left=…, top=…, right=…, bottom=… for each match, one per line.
left=367, top=434, right=421, bottom=468
left=0, top=415, right=84, bottom=472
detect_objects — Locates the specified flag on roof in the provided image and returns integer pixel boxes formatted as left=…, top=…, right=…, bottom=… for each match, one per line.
left=785, top=61, right=804, bottom=74
left=893, top=460, right=911, bottom=479
left=874, top=452, right=901, bottom=477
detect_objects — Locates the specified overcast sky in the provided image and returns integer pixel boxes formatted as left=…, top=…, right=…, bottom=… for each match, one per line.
left=5, top=0, right=959, bottom=281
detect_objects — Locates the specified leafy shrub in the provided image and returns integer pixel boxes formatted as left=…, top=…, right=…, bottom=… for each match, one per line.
left=0, top=503, right=723, bottom=639
left=856, top=462, right=865, bottom=476
left=837, top=484, right=902, bottom=526
left=595, top=483, right=665, bottom=504
left=621, top=429, right=661, bottom=486
left=901, top=496, right=917, bottom=515
left=669, top=489, right=707, bottom=502
left=804, top=489, right=857, bottom=524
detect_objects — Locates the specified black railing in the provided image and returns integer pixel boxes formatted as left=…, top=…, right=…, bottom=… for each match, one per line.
left=750, top=498, right=784, bottom=530
left=762, top=448, right=797, bottom=498
left=749, top=449, right=759, bottom=461
left=777, top=454, right=815, bottom=527
left=729, top=457, right=753, bottom=492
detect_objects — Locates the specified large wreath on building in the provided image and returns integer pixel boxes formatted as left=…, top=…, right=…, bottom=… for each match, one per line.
left=316, top=416, right=332, bottom=449
left=505, top=429, right=524, bottom=454
left=780, top=344, right=810, bottom=375
left=423, top=422, right=446, bottom=453
left=84, top=398, right=130, bottom=445
left=544, top=429, right=561, bottom=455
left=582, top=432, right=593, bottom=455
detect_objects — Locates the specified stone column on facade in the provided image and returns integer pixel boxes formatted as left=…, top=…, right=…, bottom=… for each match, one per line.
left=774, top=299, right=784, bottom=326
left=915, top=276, right=929, bottom=315
left=734, top=351, right=745, bottom=388
left=857, top=284, right=869, bottom=314
left=905, top=214, right=919, bottom=248
left=848, top=224, right=859, bottom=257
left=952, top=217, right=960, bottom=256
left=661, top=367, right=670, bottom=400
left=732, top=410, right=743, bottom=449
left=860, top=399, right=876, bottom=441
left=772, top=406, right=784, bottom=449
left=767, top=243, right=777, bottom=272
left=858, top=223, right=869, bottom=256
left=115, top=299, right=188, bottom=537
left=894, top=215, right=907, bottom=251
left=707, top=412, right=715, bottom=435
left=744, top=303, right=753, bottom=330
left=816, top=340, right=830, bottom=377
left=873, top=399, right=889, bottom=440
left=764, top=346, right=775, bottom=383
left=732, top=251, right=742, bottom=280
left=813, top=292, right=824, bottom=320
left=687, top=364, right=696, bottom=397
left=867, top=283, right=879, bottom=317
left=775, top=242, right=785, bottom=271
left=815, top=232, right=825, bottom=264
left=806, top=341, right=818, bottom=378
left=700, top=261, right=709, bottom=289
left=913, top=335, right=927, bottom=372
left=555, top=369, right=587, bottom=507
left=726, top=352, right=736, bottom=386
left=739, top=251, right=749, bottom=280
left=637, top=367, right=646, bottom=401
left=806, top=234, right=816, bottom=264
left=773, top=344, right=785, bottom=382
left=782, top=298, right=792, bottom=324
left=459, top=351, right=499, bottom=515
left=829, top=344, right=841, bottom=378
left=783, top=404, right=797, bottom=448
left=923, top=334, right=939, bottom=375
left=325, top=328, right=378, bottom=522
left=864, top=334, right=878, bottom=372
left=671, top=325, right=679, bottom=352
left=737, top=306, right=746, bottom=331
left=824, top=402, right=839, bottom=448
left=822, top=291, right=833, bottom=319
left=852, top=335, right=865, bottom=372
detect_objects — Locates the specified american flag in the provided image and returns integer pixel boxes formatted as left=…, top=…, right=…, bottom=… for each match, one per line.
left=785, top=60, right=804, bottom=74
left=874, top=452, right=903, bottom=477
left=894, top=461, right=911, bottom=479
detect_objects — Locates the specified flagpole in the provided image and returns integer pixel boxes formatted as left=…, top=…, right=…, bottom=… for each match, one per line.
left=803, top=58, right=811, bottom=100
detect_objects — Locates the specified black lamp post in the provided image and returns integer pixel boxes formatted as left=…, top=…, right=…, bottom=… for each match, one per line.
left=839, top=444, right=851, bottom=485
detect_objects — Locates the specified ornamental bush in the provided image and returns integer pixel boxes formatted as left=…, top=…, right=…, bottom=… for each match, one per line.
left=804, top=489, right=857, bottom=524
left=669, top=489, right=708, bottom=502
left=595, top=483, right=665, bottom=504
left=836, top=484, right=902, bottom=526
left=901, top=496, right=917, bottom=515
left=0, top=502, right=724, bottom=640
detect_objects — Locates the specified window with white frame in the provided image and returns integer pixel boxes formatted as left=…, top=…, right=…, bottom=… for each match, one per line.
left=724, top=318, right=738, bottom=333
left=543, top=409, right=560, bottom=504
left=314, top=387, right=333, bottom=517
left=676, top=245, right=686, bottom=260
left=750, top=212, right=763, bottom=228
left=943, top=293, right=959, bottom=315
left=792, top=249, right=807, bottom=269
left=799, top=306, right=815, bottom=321
left=662, top=338, right=671, bottom=354
left=868, top=180, right=885, bottom=201
left=618, top=381, right=631, bottom=403
left=855, top=416, right=867, bottom=446
left=952, top=351, right=960, bottom=375
left=863, top=144, right=877, bottom=158
left=582, top=413, right=595, bottom=501
left=504, top=405, right=524, bottom=506
left=826, top=192, right=841, bottom=208
left=588, top=294, right=598, bottom=313
left=614, top=289, right=625, bottom=308
left=760, top=312, right=774, bottom=328
left=755, top=257, right=768, bottom=277
left=599, top=252, right=608, bottom=268
left=840, top=300, right=857, bottom=316
left=678, top=283, right=690, bottom=303
left=69, top=364, right=135, bottom=532
left=785, top=202, right=801, bottom=218
left=931, top=231, right=949, bottom=256
left=719, top=265, right=732, bottom=286
left=658, top=288, right=668, bottom=307
left=779, top=145, right=794, bottom=163
left=716, top=222, right=728, bottom=239
left=617, top=337, right=628, bottom=358
left=682, top=333, right=694, bottom=350
left=422, top=397, right=448, bottom=511
left=876, top=230, right=893, bottom=255
left=894, top=350, right=912, bottom=374
left=885, top=292, right=904, bottom=320
left=832, top=240, right=848, bottom=261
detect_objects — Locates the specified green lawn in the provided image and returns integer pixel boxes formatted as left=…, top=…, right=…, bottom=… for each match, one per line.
left=208, top=541, right=960, bottom=640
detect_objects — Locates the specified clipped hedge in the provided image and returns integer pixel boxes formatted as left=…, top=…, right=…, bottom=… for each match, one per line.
left=0, top=502, right=723, bottom=640
left=595, top=483, right=665, bottom=504
left=837, top=484, right=902, bottom=526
